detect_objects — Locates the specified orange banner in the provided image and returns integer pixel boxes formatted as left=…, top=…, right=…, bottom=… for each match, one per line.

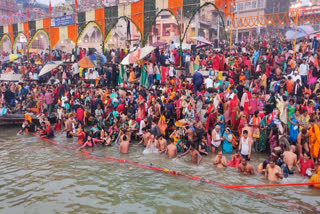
left=49, top=27, right=59, bottom=48
left=95, top=8, right=105, bottom=38
left=168, top=0, right=182, bottom=16
left=131, top=0, right=144, bottom=35
left=67, top=24, right=77, bottom=43
left=23, top=22, right=29, bottom=40
left=43, top=17, right=51, bottom=30
left=8, top=25, right=13, bottom=43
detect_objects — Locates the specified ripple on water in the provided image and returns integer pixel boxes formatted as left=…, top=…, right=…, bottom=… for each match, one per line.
left=0, top=128, right=319, bottom=213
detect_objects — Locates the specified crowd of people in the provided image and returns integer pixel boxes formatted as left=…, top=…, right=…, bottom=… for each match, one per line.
left=0, top=31, right=320, bottom=187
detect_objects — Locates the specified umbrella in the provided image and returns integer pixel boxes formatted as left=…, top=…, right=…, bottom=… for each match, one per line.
left=285, top=25, right=314, bottom=40
left=39, top=61, right=63, bottom=76
left=121, top=48, right=141, bottom=65
left=120, top=46, right=155, bottom=65
left=196, top=43, right=211, bottom=49
left=152, top=41, right=166, bottom=47
left=78, top=56, right=93, bottom=68
left=3, top=54, right=22, bottom=63
left=78, top=53, right=107, bottom=68
left=191, top=36, right=212, bottom=45
left=138, top=46, right=155, bottom=60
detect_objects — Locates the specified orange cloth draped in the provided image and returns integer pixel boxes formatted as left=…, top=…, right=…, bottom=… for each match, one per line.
left=128, top=71, right=137, bottom=82
left=43, top=18, right=50, bottom=30
left=168, top=0, right=183, bottom=16
left=309, top=124, right=320, bottom=159
left=49, top=27, right=60, bottom=48
left=8, top=25, right=13, bottom=44
left=23, top=22, right=29, bottom=40
left=95, top=8, right=105, bottom=38
left=309, top=167, right=320, bottom=188
left=25, top=113, right=32, bottom=123
left=131, top=0, right=144, bottom=35
left=68, top=24, right=77, bottom=43
left=28, top=108, right=39, bottom=115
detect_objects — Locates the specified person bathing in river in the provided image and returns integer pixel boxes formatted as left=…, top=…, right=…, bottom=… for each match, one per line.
left=138, top=128, right=151, bottom=147
left=78, top=134, right=100, bottom=151
left=158, top=135, right=167, bottom=153
left=165, top=139, right=177, bottom=158
left=262, top=158, right=283, bottom=182
left=71, top=127, right=85, bottom=145
left=38, top=122, right=54, bottom=138
left=119, top=135, right=130, bottom=154
left=238, top=158, right=254, bottom=175
left=177, top=143, right=202, bottom=166
left=18, top=120, right=36, bottom=135
left=228, top=150, right=242, bottom=168
left=282, top=145, right=298, bottom=175
left=213, top=151, right=227, bottom=169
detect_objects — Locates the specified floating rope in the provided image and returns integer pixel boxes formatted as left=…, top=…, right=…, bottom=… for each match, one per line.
left=30, top=133, right=320, bottom=212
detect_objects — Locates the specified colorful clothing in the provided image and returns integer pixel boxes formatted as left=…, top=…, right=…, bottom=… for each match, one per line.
left=222, top=133, right=233, bottom=154
left=287, top=104, right=296, bottom=129
left=140, top=65, right=148, bottom=88
left=289, top=115, right=299, bottom=143
left=309, top=124, right=320, bottom=159
left=258, top=116, right=267, bottom=152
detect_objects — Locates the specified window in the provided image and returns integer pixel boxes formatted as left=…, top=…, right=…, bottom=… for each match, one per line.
left=252, top=1, right=257, bottom=9
left=239, top=3, right=244, bottom=11
left=245, top=2, right=252, bottom=9
left=257, top=0, right=264, bottom=8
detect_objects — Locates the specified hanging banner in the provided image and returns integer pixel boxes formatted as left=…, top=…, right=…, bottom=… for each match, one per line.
left=51, top=15, right=75, bottom=27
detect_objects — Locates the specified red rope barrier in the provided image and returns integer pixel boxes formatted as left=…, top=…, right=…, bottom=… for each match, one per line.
left=31, top=133, right=320, bottom=188
left=29, top=133, right=320, bottom=211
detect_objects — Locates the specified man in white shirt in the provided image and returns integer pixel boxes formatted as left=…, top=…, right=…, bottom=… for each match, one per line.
left=299, top=59, right=308, bottom=86
left=85, top=69, right=99, bottom=80
left=72, top=62, right=79, bottom=75
left=287, top=70, right=301, bottom=83
left=204, top=76, right=213, bottom=89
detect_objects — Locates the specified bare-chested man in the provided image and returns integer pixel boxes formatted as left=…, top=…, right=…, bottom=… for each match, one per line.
left=154, top=99, right=161, bottom=119
left=238, top=158, right=254, bottom=175
left=184, top=125, right=196, bottom=142
left=165, top=139, right=177, bottom=158
left=119, top=135, right=129, bottom=154
left=283, top=145, right=298, bottom=175
left=262, top=158, right=283, bottom=182
left=138, top=128, right=151, bottom=147
left=63, top=114, right=73, bottom=138
left=158, top=135, right=167, bottom=153
left=297, top=128, right=309, bottom=158
left=213, top=151, right=228, bottom=169
left=177, top=143, right=203, bottom=166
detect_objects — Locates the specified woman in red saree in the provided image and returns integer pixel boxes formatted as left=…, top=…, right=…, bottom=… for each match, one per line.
left=229, top=95, right=239, bottom=131
left=175, top=96, right=182, bottom=120
left=237, top=108, right=248, bottom=136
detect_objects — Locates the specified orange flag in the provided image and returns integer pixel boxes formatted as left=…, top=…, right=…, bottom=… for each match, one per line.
left=49, top=1, right=52, bottom=13
left=26, top=7, right=29, bottom=18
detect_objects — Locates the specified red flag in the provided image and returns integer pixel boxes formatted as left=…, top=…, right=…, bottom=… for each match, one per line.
left=49, top=1, right=52, bottom=13
left=10, top=11, right=13, bottom=23
left=75, top=0, right=78, bottom=9
left=26, top=7, right=30, bottom=18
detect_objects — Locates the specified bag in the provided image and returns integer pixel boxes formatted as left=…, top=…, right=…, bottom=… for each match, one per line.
left=252, top=128, right=260, bottom=138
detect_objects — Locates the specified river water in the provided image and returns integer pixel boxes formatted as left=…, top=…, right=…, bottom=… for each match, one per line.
left=0, top=128, right=319, bottom=214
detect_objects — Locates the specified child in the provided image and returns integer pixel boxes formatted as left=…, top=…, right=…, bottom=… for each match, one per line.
left=54, top=119, right=62, bottom=131
left=78, top=135, right=100, bottom=151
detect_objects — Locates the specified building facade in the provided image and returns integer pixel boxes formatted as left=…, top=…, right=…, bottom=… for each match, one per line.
left=0, top=0, right=17, bottom=16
